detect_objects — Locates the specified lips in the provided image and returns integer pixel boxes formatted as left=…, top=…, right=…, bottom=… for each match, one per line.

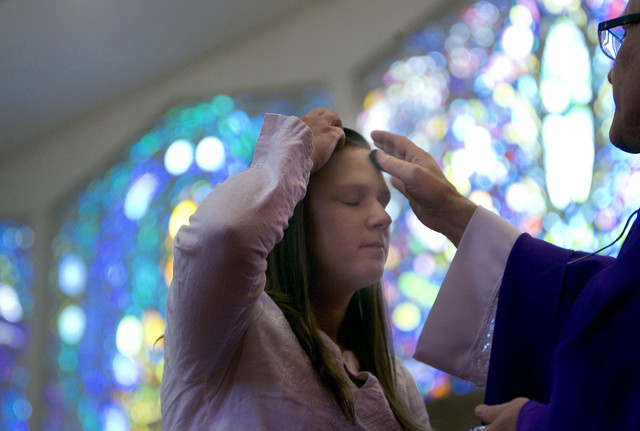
left=362, top=241, right=386, bottom=249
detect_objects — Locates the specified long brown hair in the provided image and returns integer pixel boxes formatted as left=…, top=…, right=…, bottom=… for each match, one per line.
left=265, top=129, right=424, bottom=430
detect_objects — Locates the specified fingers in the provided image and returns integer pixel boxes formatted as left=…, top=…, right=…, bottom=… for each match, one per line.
left=474, top=398, right=529, bottom=431
left=372, top=148, right=434, bottom=194
left=302, top=108, right=345, bottom=173
left=372, top=150, right=414, bottom=183
left=321, top=108, right=344, bottom=129
left=370, top=130, right=410, bottom=159
left=370, top=131, right=445, bottom=197
left=303, top=107, right=343, bottom=127
left=371, top=130, right=434, bottom=165
left=389, top=176, right=410, bottom=200
left=371, top=130, right=421, bottom=160
left=301, top=108, right=344, bottom=139
left=474, top=404, right=501, bottom=424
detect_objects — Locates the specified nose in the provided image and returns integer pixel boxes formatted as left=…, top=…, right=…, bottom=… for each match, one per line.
left=608, top=68, right=612, bottom=84
left=369, top=203, right=392, bottom=230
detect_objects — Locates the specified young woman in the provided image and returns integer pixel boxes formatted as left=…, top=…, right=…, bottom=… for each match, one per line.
left=161, top=108, right=431, bottom=430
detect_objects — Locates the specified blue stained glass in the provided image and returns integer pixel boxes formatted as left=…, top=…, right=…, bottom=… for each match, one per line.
left=47, top=90, right=333, bottom=428
left=359, top=0, right=631, bottom=400
left=0, top=220, right=34, bottom=430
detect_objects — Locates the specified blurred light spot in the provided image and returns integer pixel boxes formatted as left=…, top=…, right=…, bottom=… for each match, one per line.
left=58, top=254, right=87, bottom=296
left=164, top=140, right=194, bottom=175
left=142, top=310, right=165, bottom=348
left=413, top=253, right=436, bottom=278
left=116, top=316, right=144, bottom=356
left=398, top=272, right=440, bottom=307
left=124, top=174, right=158, bottom=220
left=542, top=109, right=594, bottom=209
left=392, top=302, right=422, bottom=332
left=502, top=25, right=534, bottom=60
left=0, top=284, right=23, bottom=323
left=543, top=0, right=575, bottom=15
left=58, top=305, right=86, bottom=345
left=168, top=200, right=198, bottom=239
left=112, top=353, right=140, bottom=388
left=509, top=4, right=534, bottom=27
left=101, top=404, right=130, bottom=431
left=493, top=83, right=516, bottom=107
left=196, top=137, right=226, bottom=172
left=13, top=397, right=32, bottom=420
left=0, top=320, right=27, bottom=348
left=540, top=79, right=570, bottom=113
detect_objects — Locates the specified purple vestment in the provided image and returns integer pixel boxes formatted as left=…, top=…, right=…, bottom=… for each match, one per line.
left=486, top=213, right=640, bottom=430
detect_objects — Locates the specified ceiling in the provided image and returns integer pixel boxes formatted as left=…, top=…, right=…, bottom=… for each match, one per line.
left=0, top=0, right=316, bottom=159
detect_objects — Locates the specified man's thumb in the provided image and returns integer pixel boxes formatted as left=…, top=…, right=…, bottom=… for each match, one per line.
left=475, top=404, right=497, bottom=423
left=372, top=149, right=405, bottom=177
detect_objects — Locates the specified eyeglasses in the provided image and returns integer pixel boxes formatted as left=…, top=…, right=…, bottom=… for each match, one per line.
left=598, top=12, right=640, bottom=60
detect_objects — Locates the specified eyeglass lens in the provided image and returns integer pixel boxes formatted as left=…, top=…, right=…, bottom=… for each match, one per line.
left=599, top=29, right=621, bottom=60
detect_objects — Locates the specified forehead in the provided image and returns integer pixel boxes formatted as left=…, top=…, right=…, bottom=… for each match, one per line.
left=309, top=146, right=386, bottom=189
left=625, top=0, right=639, bottom=14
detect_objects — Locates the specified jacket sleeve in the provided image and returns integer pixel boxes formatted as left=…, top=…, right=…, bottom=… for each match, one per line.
left=164, top=114, right=313, bottom=382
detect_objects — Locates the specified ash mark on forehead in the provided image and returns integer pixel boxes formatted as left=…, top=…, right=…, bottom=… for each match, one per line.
left=369, top=150, right=382, bottom=171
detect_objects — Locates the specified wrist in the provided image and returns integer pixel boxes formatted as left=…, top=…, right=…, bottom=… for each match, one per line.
left=439, top=197, right=478, bottom=247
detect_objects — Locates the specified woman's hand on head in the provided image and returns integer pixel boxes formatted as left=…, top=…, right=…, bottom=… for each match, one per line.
left=474, top=398, right=529, bottom=431
left=370, top=130, right=477, bottom=246
left=301, top=108, right=345, bottom=173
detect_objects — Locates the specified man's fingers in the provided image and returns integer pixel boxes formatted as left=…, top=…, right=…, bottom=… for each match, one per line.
left=371, top=130, right=410, bottom=159
left=389, top=176, right=408, bottom=198
left=371, top=130, right=433, bottom=166
left=372, top=149, right=414, bottom=180
left=475, top=404, right=502, bottom=424
left=474, top=398, right=529, bottom=431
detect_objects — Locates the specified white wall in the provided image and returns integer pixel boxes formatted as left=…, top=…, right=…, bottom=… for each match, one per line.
left=0, top=0, right=459, bottom=425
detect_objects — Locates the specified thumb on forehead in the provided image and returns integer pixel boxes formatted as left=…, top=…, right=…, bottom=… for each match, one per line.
left=371, top=149, right=409, bottom=178
left=371, top=150, right=410, bottom=196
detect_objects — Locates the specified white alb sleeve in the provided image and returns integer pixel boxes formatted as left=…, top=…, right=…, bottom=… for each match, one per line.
left=413, top=206, right=520, bottom=387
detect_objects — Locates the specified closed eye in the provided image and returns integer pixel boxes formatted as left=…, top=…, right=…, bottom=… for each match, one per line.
left=344, top=201, right=360, bottom=207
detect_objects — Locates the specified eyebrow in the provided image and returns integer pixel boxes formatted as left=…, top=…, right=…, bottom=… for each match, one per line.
left=336, top=183, right=391, bottom=203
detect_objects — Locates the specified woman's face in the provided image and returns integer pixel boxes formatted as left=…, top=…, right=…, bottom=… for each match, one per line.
left=306, top=146, right=391, bottom=297
left=608, top=0, right=640, bottom=153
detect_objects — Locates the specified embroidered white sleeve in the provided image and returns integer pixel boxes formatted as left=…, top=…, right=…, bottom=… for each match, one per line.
left=414, top=207, right=520, bottom=386
left=462, top=289, right=499, bottom=387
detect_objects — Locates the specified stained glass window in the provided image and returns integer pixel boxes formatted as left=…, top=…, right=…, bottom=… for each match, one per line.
left=0, top=220, right=35, bottom=429
left=45, top=90, right=333, bottom=430
left=37, top=1, right=638, bottom=426
left=358, top=0, right=635, bottom=399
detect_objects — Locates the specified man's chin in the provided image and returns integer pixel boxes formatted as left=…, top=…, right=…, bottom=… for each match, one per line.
left=610, top=133, right=640, bottom=154
left=609, top=115, right=640, bottom=153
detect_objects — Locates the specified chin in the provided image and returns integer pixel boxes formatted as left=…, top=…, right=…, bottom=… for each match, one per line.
left=356, top=268, right=385, bottom=288
left=609, top=116, right=640, bottom=154
left=610, top=134, right=640, bottom=154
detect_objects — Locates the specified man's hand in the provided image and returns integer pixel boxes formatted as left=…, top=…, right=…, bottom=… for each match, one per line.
left=474, top=398, right=529, bottom=431
left=300, top=108, right=345, bottom=173
left=371, top=130, right=477, bottom=246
